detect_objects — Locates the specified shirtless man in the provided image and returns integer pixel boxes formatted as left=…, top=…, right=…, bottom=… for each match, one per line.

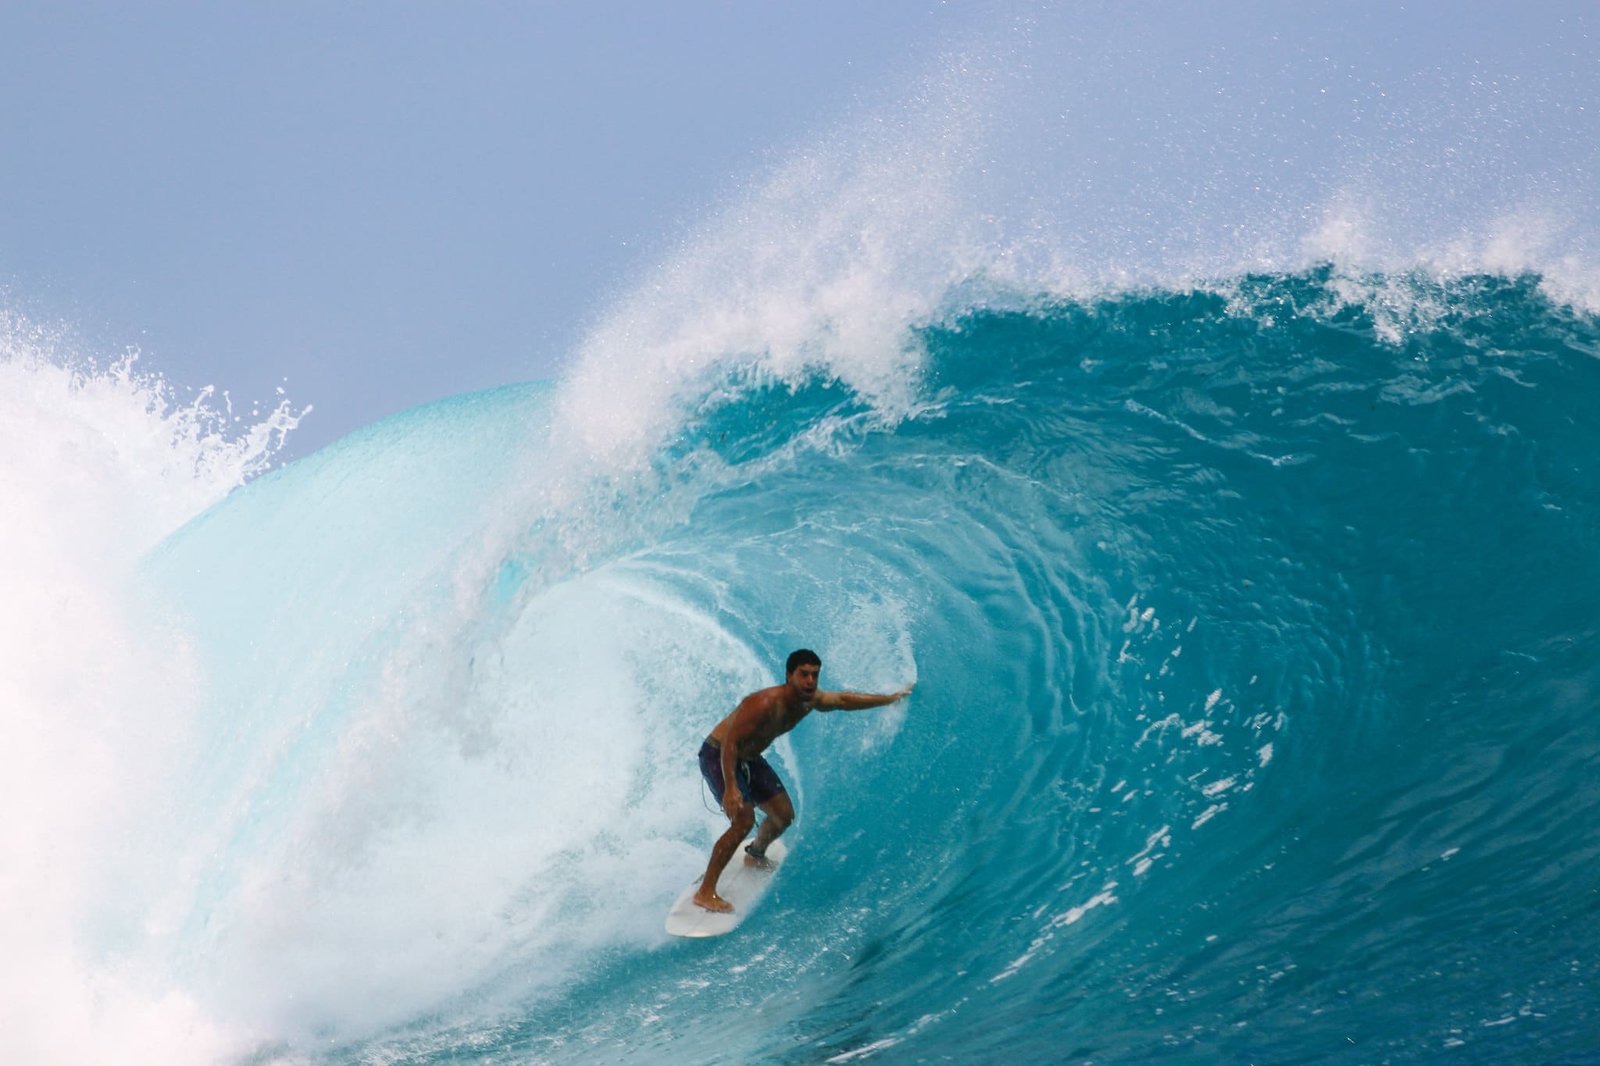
left=693, top=648, right=913, bottom=913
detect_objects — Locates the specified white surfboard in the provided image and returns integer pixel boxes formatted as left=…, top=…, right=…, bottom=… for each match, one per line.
left=665, top=838, right=790, bottom=938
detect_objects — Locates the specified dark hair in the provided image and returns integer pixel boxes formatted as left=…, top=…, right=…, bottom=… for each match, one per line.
left=785, top=648, right=822, bottom=676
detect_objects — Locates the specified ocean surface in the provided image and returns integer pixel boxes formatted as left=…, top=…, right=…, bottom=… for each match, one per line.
left=5, top=267, right=1598, bottom=1065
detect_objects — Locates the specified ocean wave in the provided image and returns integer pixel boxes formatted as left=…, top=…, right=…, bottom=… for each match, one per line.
left=5, top=269, right=1594, bottom=1061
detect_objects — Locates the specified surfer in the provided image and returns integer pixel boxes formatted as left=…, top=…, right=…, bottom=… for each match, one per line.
left=693, top=648, right=913, bottom=913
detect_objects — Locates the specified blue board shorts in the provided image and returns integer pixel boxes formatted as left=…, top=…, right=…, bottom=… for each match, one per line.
left=699, top=740, right=787, bottom=807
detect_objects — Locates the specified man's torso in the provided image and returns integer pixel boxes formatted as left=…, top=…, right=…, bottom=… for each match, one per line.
left=708, top=685, right=814, bottom=758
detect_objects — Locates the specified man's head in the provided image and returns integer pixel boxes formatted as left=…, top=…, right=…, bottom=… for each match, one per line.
left=785, top=648, right=822, bottom=697
left=786, top=648, right=821, bottom=676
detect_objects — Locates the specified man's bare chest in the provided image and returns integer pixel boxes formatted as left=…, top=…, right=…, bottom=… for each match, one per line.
left=744, top=705, right=811, bottom=753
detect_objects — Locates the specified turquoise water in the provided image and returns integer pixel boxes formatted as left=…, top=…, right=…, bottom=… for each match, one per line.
left=126, top=270, right=1600, bottom=1063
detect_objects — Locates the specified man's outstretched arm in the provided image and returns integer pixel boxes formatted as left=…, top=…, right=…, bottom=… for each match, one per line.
left=816, top=684, right=914, bottom=711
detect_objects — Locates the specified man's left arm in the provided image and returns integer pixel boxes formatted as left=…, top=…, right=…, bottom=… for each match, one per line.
left=815, top=684, right=914, bottom=712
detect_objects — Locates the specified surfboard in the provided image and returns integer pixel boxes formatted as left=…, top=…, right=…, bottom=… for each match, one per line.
left=665, top=837, right=790, bottom=938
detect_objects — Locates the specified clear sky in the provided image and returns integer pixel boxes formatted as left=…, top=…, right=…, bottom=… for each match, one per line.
left=5, top=3, right=1595, bottom=458
left=1, top=2, right=972, bottom=455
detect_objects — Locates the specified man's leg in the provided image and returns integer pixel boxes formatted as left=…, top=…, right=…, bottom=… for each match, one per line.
left=746, top=790, right=794, bottom=865
left=694, top=742, right=756, bottom=912
left=695, top=802, right=755, bottom=912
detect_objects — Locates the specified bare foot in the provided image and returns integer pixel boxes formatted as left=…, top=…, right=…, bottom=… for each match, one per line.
left=743, top=850, right=774, bottom=870
left=693, top=891, right=733, bottom=914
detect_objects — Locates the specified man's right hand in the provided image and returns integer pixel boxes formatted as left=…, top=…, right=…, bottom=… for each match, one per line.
left=723, top=789, right=746, bottom=819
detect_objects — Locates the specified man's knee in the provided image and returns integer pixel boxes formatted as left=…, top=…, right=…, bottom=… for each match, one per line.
left=764, top=793, right=795, bottom=830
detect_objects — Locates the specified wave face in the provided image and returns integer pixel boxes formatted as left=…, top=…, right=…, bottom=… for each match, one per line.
left=13, top=270, right=1590, bottom=1063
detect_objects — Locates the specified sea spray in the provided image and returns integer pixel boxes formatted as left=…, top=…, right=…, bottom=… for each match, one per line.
left=0, top=314, right=300, bottom=1064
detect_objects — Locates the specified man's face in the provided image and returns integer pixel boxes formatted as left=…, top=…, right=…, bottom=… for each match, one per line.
left=789, top=663, right=820, bottom=698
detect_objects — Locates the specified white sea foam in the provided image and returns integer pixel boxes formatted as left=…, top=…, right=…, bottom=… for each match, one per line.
left=163, top=567, right=757, bottom=1043
left=550, top=90, right=980, bottom=475
left=0, top=314, right=300, bottom=1063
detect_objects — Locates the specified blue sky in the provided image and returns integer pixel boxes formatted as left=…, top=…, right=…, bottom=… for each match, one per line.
left=1, top=2, right=969, bottom=454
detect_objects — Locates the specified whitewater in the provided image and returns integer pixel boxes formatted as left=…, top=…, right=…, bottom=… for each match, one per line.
left=6, top=8, right=1600, bottom=1064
